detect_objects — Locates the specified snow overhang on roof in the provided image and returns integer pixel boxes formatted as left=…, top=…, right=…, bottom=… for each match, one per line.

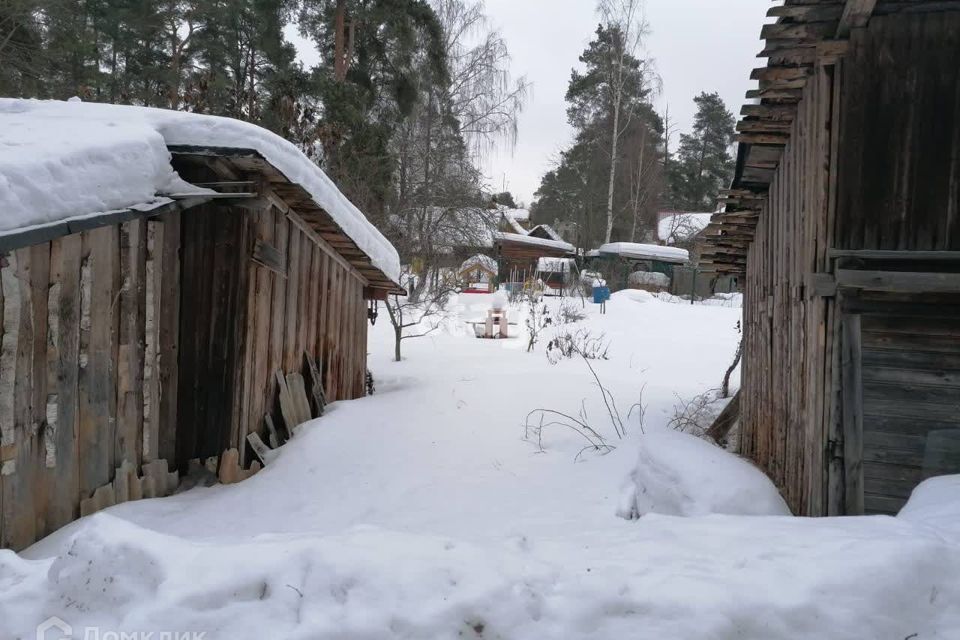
left=494, top=232, right=575, bottom=253
left=596, top=242, right=689, bottom=264
left=0, top=98, right=402, bottom=292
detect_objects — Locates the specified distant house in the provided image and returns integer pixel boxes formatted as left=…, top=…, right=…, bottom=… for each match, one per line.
left=0, top=99, right=403, bottom=550
left=494, top=225, right=575, bottom=290
left=702, top=1, right=960, bottom=516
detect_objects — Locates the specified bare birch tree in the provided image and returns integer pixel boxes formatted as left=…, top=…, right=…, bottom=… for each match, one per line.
left=597, top=0, right=655, bottom=243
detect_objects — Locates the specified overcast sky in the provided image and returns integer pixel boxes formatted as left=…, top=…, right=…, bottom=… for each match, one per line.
left=287, top=0, right=770, bottom=206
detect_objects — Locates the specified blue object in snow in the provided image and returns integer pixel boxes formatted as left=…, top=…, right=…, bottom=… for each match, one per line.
left=592, top=286, right=611, bottom=304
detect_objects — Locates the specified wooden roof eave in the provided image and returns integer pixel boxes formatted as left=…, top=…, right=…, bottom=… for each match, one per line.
left=168, top=145, right=405, bottom=296
left=705, top=0, right=886, bottom=265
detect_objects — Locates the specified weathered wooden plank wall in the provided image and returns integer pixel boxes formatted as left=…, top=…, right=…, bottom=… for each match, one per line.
left=740, top=58, right=840, bottom=516
left=0, top=212, right=182, bottom=549
left=836, top=13, right=960, bottom=252
left=0, top=195, right=374, bottom=550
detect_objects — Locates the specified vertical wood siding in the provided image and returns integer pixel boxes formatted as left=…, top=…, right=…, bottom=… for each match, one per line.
left=0, top=200, right=373, bottom=550
left=740, top=61, right=840, bottom=516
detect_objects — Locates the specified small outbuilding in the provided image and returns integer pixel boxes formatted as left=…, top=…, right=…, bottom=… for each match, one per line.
left=494, top=229, right=575, bottom=291
left=459, top=254, right=498, bottom=293
left=0, top=99, right=403, bottom=550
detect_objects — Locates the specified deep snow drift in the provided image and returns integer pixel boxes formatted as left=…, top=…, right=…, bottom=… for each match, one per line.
left=0, top=291, right=957, bottom=639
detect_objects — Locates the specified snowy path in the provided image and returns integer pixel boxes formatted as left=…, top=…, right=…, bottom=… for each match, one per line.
left=2, top=292, right=958, bottom=639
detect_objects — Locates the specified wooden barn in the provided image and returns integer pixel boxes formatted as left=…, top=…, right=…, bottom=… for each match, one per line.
left=0, top=100, right=403, bottom=550
left=703, top=0, right=960, bottom=516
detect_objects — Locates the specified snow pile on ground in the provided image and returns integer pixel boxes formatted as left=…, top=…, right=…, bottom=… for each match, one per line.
left=898, top=475, right=960, bottom=540
left=627, top=270, right=670, bottom=290
left=617, top=430, right=790, bottom=519
left=1, top=292, right=958, bottom=638
left=0, top=98, right=400, bottom=281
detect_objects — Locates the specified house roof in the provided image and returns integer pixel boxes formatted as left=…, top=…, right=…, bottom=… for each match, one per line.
left=701, top=0, right=936, bottom=276
left=0, top=98, right=402, bottom=291
left=527, top=224, right=564, bottom=242
left=460, top=254, right=498, bottom=274
left=494, top=232, right=575, bottom=254
left=596, top=242, right=689, bottom=264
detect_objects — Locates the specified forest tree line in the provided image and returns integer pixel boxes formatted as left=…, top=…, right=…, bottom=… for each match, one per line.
left=530, top=0, right=737, bottom=250
left=0, top=0, right=527, bottom=274
left=1, top=0, right=735, bottom=264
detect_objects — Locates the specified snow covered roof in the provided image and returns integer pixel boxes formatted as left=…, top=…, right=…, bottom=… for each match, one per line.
left=0, top=98, right=401, bottom=285
left=658, top=212, right=713, bottom=245
left=494, top=232, right=575, bottom=253
left=500, top=206, right=530, bottom=222
left=501, top=213, right=528, bottom=236
left=460, top=254, right=498, bottom=274
left=597, top=242, right=689, bottom=264
left=528, top=224, right=564, bottom=242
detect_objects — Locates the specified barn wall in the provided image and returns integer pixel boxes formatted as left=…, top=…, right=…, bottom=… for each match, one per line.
left=232, top=200, right=369, bottom=466
left=740, top=11, right=960, bottom=516
left=835, top=13, right=960, bottom=252
left=739, top=61, right=840, bottom=516
left=0, top=212, right=183, bottom=550
left=0, top=200, right=373, bottom=550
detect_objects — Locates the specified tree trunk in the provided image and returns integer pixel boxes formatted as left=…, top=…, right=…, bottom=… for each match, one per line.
left=394, top=327, right=402, bottom=362
left=334, top=0, right=347, bottom=82
left=605, top=94, right=621, bottom=244
left=721, top=338, right=743, bottom=398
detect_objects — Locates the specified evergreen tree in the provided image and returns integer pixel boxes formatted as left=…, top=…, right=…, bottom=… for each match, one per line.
left=531, top=24, right=663, bottom=248
left=667, top=91, right=735, bottom=211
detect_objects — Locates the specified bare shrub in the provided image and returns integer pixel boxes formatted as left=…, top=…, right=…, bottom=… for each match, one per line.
left=525, top=348, right=646, bottom=460
left=668, top=389, right=723, bottom=438
left=555, top=300, right=588, bottom=325
left=546, top=329, right=609, bottom=364
left=525, top=301, right=551, bottom=352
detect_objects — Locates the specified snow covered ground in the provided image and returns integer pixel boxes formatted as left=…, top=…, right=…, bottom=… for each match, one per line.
left=1, top=291, right=958, bottom=639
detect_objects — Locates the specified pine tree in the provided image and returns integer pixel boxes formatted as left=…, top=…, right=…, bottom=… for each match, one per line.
left=668, top=91, right=735, bottom=211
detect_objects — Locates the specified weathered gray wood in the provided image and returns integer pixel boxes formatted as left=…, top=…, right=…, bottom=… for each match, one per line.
left=117, top=219, right=146, bottom=468
left=285, top=372, right=312, bottom=425
left=275, top=370, right=298, bottom=439
left=841, top=314, right=864, bottom=515
left=47, top=235, right=82, bottom=532
left=156, top=213, right=181, bottom=464
left=79, top=225, right=120, bottom=501
left=837, top=0, right=877, bottom=37
left=303, top=352, right=326, bottom=417
left=836, top=269, right=960, bottom=293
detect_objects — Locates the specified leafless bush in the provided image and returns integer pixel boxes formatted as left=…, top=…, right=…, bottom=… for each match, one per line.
left=525, top=349, right=646, bottom=460
left=546, top=328, right=609, bottom=364
left=523, top=291, right=552, bottom=352
left=555, top=300, right=588, bottom=325
left=668, top=389, right=723, bottom=437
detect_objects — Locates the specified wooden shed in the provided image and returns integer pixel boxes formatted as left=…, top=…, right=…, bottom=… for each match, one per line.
left=702, top=0, right=960, bottom=516
left=0, top=101, right=403, bottom=550
left=495, top=227, right=575, bottom=291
